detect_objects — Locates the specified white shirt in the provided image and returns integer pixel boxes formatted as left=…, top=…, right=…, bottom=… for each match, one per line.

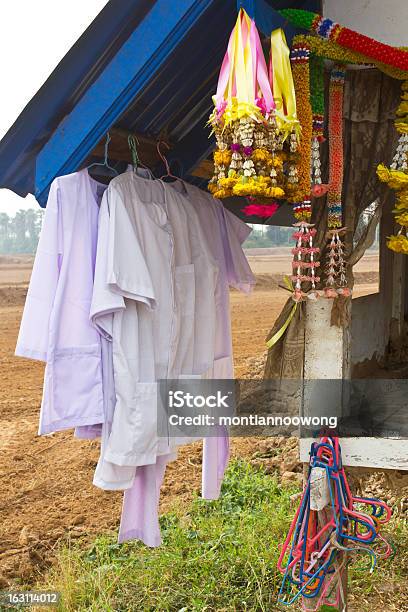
left=90, top=173, right=218, bottom=467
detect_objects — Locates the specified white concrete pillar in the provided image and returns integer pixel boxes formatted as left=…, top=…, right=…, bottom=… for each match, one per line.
left=302, top=298, right=351, bottom=422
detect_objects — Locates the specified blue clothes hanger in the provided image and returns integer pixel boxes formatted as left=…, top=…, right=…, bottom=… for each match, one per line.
left=87, top=132, right=119, bottom=178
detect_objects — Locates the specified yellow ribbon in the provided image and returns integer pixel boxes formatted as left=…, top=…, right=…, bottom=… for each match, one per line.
left=266, top=302, right=297, bottom=348
left=219, top=98, right=264, bottom=126
left=270, top=29, right=300, bottom=140
left=227, top=10, right=254, bottom=109
left=265, top=276, right=297, bottom=349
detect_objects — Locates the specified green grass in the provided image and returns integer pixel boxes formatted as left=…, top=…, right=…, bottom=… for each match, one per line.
left=37, top=460, right=407, bottom=612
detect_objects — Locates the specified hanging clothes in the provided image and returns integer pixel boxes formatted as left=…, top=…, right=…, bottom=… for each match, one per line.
left=169, top=180, right=255, bottom=498
left=112, top=177, right=255, bottom=545
left=118, top=453, right=176, bottom=546
left=16, top=167, right=255, bottom=549
left=90, top=172, right=219, bottom=470
left=15, top=169, right=107, bottom=434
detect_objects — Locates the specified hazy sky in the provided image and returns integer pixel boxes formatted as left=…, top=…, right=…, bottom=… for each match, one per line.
left=0, top=1, right=109, bottom=213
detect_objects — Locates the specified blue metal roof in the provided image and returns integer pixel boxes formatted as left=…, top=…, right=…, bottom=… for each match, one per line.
left=0, top=0, right=320, bottom=209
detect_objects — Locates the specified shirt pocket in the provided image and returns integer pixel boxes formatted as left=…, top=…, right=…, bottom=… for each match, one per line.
left=171, top=263, right=195, bottom=377
left=47, top=344, right=104, bottom=432
left=105, top=381, right=159, bottom=466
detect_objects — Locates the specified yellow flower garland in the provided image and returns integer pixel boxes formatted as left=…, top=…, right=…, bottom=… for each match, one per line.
left=288, top=52, right=312, bottom=216
left=387, top=234, right=408, bottom=254
left=377, top=81, right=408, bottom=253
left=394, top=210, right=408, bottom=226
left=377, top=164, right=408, bottom=189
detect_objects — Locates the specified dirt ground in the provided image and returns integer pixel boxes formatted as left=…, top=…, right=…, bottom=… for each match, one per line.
left=0, top=249, right=404, bottom=591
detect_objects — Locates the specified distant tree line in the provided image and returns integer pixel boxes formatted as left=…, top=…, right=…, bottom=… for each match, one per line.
left=0, top=209, right=44, bottom=254
left=244, top=223, right=379, bottom=249
left=244, top=225, right=293, bottom=249
left=0, top=210, right=378, bottom=255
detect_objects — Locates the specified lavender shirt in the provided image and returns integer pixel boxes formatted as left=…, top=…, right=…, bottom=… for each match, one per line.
left=16, top=170, right=107, bottom=434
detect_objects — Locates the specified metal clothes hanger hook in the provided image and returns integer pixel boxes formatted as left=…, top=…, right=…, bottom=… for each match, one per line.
left=157, top=140, right=173, bottom=178
left=128, top=134, right=141, bottom=170
left=104, top=132, right=112, bottom=165
left=87, top=131, right=118, bottom=178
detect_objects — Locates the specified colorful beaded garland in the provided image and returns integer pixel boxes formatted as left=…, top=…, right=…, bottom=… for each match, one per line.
left=293, top=34, right=408, bottom=82
left=280, top=8, right=408, bottom=72
left=324, top=68, right=350, bottom=297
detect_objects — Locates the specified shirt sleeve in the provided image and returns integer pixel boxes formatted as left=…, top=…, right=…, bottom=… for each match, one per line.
left=15, top=180, right=62, bottom=361
left=90, top=186, right=155, bottom=340
left=90, top=190, right=125, bottom=340
left=106, top=185, right=155, bottom=307
left=219, top=206, right=256, bottom=294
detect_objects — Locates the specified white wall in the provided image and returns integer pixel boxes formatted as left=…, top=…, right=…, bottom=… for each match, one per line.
left=323, top=0, right=408, bottom=46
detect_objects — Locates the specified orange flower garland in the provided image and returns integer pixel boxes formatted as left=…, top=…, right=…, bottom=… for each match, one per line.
left=325, top=68, right=350, bottom=298
left=327, top=69, right=344, bottom=230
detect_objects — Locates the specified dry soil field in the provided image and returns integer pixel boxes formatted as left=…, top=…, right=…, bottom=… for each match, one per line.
left=0, top=249, right=387, bottom=587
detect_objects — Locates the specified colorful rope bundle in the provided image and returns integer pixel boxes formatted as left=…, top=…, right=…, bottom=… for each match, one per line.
left=278, top=437, right=392, bottom=610
left=377, top=80, right=408, bottom=254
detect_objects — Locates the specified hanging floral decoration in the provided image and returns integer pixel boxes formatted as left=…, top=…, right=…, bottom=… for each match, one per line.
left=287, top=42, right=312, bottom=220
left=377, top=80, right=408, bottom=253
left=291, top=223, right=321, bottom=302
left=269, top=28, right=301, bottom=209
left=279, top=8, right=408, bottom=72
left=242, top=202, right=279, bottom=218
left=208, top=10, right=284, bottom=201
left=309, top=55, right=328, bottom=197
left=208, top=12, right=304, bottom=215
left=324, top=68, right=350, bottom=298
left=239, top=28, right=301, bottom=219
left=293, top=34, right=408, bottom=82
left=285, top=42, right=321, bottom=302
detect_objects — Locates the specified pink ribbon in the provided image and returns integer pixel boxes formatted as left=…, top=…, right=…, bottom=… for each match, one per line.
left=251, top=19, right=275, bottom=114
left=214, top=11, right=274, bottom=116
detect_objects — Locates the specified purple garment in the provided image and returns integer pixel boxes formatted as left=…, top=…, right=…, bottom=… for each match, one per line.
left=74, top=424, right=102, bottom=439
left=15, top=170, right=107, bottom=434
left=118, top=454, right=176, bottom=546
left=202, top=432, right=230, bottom=499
